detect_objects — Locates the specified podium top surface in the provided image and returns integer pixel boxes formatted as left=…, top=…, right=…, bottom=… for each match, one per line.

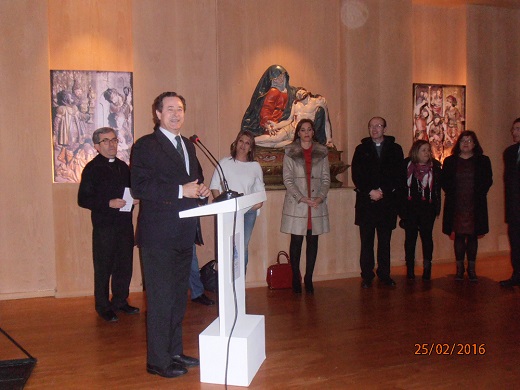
left=179, top=191, right=266, bottom=218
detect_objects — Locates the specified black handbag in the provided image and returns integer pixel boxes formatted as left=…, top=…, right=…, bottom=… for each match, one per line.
left=200, top=260, right=218, bottom=293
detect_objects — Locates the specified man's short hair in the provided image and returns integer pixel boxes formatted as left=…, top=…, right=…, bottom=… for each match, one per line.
left=368, top=116, right=387, bottom=128
left=92, top=127, right=116, bottom=144
left=153, top=92, right=186, bottom=113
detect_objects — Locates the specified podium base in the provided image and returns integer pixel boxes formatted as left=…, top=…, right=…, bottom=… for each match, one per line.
left=199, top=314, right=265, bottom=386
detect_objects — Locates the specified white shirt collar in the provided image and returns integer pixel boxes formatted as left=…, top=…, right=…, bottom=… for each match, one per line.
left=159, top=127, right=181, bottom=145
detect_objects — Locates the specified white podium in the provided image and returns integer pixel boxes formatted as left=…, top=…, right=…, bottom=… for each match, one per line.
left=179, top=191, right=267, bottom=387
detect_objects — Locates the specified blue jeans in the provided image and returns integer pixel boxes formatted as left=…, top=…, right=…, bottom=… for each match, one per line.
left=189, top=245, right=205, bottom=299
left=243, top=208, right=257, bottom=273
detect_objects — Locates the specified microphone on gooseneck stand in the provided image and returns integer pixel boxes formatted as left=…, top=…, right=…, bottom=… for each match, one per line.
left=189, top=134, right=243, bottom=203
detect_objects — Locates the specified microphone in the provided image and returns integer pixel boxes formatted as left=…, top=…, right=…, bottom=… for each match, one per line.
left=189, top=134, right=242, bottom=203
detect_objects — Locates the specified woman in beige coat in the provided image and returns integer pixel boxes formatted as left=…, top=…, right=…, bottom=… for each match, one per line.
left=281, top=119, right=330, bottom=294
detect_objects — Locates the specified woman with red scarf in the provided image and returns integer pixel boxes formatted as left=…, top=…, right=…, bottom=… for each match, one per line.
left=400, top=140, right=442, bottom=280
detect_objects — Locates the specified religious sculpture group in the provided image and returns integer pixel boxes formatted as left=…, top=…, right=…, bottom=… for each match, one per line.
left=241, top=65, right=348, bottom=188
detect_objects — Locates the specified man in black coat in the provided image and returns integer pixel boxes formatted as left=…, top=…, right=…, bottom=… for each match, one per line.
left=351, top=117, right=404, bottom=288
left=78, top=127, right=140, bottom=322
left=131, top=92, right=211, bottom=378
left=500, top=118, right=520, bottom=287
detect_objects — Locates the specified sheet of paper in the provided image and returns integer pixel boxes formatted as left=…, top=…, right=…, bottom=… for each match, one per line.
left=120, top=187, right=133, bottom=212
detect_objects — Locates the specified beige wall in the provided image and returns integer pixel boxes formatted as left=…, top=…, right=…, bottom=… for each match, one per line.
left=0, top=1, right=56, bottom=298
left=0, top=0, right=518, bottom=299
left=47, top=0, right=140, bottom=297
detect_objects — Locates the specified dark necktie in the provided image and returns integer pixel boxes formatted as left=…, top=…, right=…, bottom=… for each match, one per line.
left=175, top=135, right=186, bottom=165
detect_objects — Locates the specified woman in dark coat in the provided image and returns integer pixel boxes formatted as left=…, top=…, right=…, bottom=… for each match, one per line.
left=400, top=140, right=442, bottom=281
left=441, top=130, right=493, bottom=282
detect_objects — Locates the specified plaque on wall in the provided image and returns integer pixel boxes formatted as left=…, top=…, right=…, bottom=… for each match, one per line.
left=50, top=70, right=133, bottom=183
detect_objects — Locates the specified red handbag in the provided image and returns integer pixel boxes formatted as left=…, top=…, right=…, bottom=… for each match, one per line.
left=266, top=251, right=294, bottom=289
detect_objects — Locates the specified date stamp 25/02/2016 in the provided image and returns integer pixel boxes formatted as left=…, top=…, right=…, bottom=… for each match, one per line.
left=414, top=343, right=486, bottom=356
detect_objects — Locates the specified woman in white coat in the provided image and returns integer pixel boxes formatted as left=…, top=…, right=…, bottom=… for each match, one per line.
left=281, top=119, right=330, bottom=294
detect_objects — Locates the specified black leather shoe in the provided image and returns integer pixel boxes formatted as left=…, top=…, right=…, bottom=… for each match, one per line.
left=118, top=304, right=140, bottom=314
left=98, top=310, right=118, bottom=322
left=381, top=278, right=397, bottom=286
left=172, top=354, right=199, bottom=367
left=361, top=280, right=372, bottom=289
left=500, top=278, right=520, bottom=287
left=147, top=363, right=187, bottom=378
left=191, top=294, right=215, bottom=306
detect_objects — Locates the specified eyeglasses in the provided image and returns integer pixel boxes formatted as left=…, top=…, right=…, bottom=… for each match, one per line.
left=369, top=124, right=385, bottom=129
left=461, top=139, right=473, bottom=144
left=97, top=138, right=119, bottom=146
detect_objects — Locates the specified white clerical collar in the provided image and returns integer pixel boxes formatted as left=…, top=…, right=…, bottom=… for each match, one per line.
left=109, top=158, right=115, bottom=162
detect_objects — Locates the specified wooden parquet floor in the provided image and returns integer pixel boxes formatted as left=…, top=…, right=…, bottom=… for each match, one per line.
left=1, top=255, right=520, bottom=389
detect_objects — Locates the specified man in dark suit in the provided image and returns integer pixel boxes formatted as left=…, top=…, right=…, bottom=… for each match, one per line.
left=78, top=127, right=140, bottom=322
left=351, top=117, right=405, bottom=289
left=131, top=92, right=211, bottom=378
left=500, top=118, right=520, bottom=287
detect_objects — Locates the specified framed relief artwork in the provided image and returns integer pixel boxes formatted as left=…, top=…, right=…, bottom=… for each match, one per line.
left=413, top=83, right=465, bottom=162
left=50, top=70, right=133, bottom=183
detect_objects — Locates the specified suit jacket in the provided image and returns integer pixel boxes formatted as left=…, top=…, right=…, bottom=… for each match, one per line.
left=131, top=129, right=202, bottom=250
left=78, top=154, right=133, bottom=228
left=351, top=135, right=405, bottom=228
left=504, top=143, right=520, bottom=224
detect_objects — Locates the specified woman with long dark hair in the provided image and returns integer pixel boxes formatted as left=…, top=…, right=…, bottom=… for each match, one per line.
left=401, top=140, right=442, bottom=280
left=441, top=130, right=493, bottom=282
left=280, top=119, right=330, bottom=294
left=209, top=130, right=265, bottom=273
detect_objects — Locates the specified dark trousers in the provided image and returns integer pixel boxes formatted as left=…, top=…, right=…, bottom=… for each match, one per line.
left=290, top=231, right=319, bottom=287
left=359, top=224, right=392, bottom=281
left=141, top=245, right=192, bottom=369
left=454, top=233, right=478, bottom=262
left=508, top=222, right=520, bottom=280
left=404, top=212, right=435, bottom=264
left=92, top=224, right=134, bottom=313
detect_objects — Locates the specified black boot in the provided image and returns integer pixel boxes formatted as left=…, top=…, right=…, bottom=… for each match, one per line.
left=455, top=261, right=464, bottom=281
left=304, top=275, right=314, bottom=294
left=422, top=260, right=432, bottom=281
left=406, top=261, right=415, bottom=280
left=291, top=260, right=302, bottom=293
left=468, top=261, right=478, bottom=282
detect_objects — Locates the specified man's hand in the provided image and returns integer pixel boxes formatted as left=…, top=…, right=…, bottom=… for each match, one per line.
left=183, top=180, right=211, bottom=198
left=197, top=183, right=211, bottom=198
left=369, top=189, right=383, bottom=202
left=109, top=198, right=126, bottom=209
